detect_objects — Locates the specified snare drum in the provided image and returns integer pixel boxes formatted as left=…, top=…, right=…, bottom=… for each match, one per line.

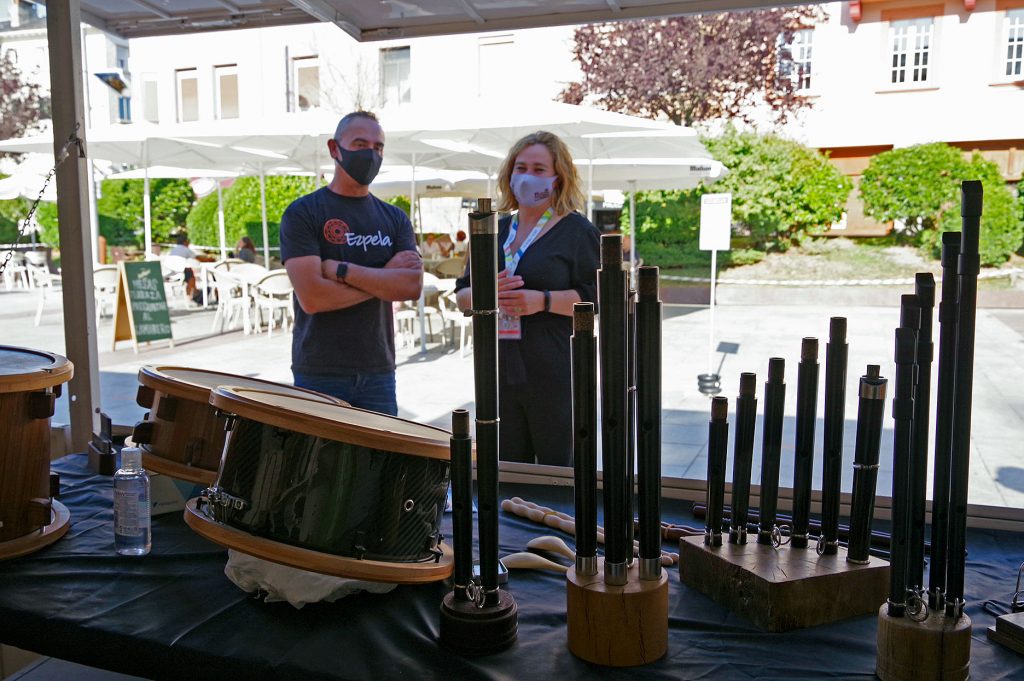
left=184, top=386, right=453, bottom=584
left=132, top=366, right=344, bottom=485
left=0, top=346, right=73, bottom=560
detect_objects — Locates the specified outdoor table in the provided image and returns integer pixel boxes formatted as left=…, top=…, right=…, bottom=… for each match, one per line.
left=0, top=454, right=1020, bottom=680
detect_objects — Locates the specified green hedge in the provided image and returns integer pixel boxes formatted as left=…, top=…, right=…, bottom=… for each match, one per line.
left=185, top=175, right=317, bottom=248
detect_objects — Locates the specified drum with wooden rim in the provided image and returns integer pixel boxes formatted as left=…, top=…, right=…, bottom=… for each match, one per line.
left=0, top=346, right=73, bottom=560
left=184, top=386, right=453, bottom=584
left=132, top=366, right=344, bottom=486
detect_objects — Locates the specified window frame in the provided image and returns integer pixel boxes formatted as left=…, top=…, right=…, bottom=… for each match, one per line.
left=1002, top=8, right=1024, bottom=80
left=379, top=45, right=411, bottom=107
left=290, top=55, right=320, bottom=112
left=175, top=67, right=199, bottom=123
left=888, top=17, right=934, bottom=87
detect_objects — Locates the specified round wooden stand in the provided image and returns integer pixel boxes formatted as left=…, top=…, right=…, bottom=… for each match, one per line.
left=876, top=604, right=971, bottom=681
left=439, top=589, right=519, bottom=656
left=0, top=500, right=71, bottom=561
left=566, top=557, right=669, bottom=666
left=184, top=498, right=454, bottom=584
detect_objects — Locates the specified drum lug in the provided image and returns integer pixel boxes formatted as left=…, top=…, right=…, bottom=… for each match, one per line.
left=156, top=395, right=177, bottom=421
left=204, top=487, right=248, bottom=511
left=136, top=384, right=155, bottom=409
left=214, top=410, right=237, bottom=432
left=132, top=420, right=154, bottom=445
left=28, top=391, right=56, bottom=419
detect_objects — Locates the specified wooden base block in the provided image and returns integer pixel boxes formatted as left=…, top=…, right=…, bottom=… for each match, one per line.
left=877, top=605, right=971, bottom=681
left=566, top=558, right=668, bottom=667
left=678, top=535, right=888, bottom=632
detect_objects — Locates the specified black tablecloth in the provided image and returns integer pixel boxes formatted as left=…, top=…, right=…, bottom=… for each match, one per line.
left=0, top=455, right=1021, bottom=681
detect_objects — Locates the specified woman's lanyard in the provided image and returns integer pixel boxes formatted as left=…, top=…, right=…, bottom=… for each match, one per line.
left=502, top=209, right=552, bottom=275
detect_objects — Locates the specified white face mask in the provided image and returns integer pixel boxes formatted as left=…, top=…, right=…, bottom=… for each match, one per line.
left=510, top=173, right=555, bottom=207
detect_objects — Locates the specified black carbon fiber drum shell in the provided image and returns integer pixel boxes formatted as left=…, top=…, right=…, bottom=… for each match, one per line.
left=209, top=417, right=450, bottom=563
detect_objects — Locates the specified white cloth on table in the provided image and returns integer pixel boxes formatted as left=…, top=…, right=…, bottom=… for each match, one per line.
left=224, top=550, right=396, bottom=609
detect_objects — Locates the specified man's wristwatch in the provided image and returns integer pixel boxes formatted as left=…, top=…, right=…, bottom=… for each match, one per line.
left=543, top=290, right=551, bottom=313
left=335, top=262, right=349, bottom=283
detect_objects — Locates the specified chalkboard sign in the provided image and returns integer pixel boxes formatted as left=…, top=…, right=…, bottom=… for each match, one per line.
left=112, top=261, right=174, bottom=352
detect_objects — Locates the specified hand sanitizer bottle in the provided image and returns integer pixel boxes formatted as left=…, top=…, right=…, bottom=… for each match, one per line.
left=114, top=447, right=151, bottom=556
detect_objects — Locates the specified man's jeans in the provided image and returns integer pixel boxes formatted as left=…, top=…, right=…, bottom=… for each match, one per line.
left=292, top=370, right=398, bottom=416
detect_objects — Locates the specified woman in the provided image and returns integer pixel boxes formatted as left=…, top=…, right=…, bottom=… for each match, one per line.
left=455, top=131, right=600, bottom=467
left=235, top=236, right=257, bottom=263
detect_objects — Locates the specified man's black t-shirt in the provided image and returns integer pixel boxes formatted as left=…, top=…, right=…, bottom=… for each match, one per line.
left=280, top=187, right=417, bottom=376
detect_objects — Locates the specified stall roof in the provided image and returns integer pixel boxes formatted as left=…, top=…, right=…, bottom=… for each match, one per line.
left=69, top=0, right=802, bottom=41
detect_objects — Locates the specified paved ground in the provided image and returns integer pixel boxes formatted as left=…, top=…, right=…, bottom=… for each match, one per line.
left=3, top=279, right=1022, bottom=509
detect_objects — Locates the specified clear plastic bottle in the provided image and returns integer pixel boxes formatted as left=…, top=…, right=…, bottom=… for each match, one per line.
left=114, top=447, right=151, bottom=556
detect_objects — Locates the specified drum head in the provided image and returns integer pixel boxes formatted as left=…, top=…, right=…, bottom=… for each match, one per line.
left=0, top=346, right=73, bottom=393
left=211, top=386, right=451, bottom=460
left=138, top=366, right=343, bottom=405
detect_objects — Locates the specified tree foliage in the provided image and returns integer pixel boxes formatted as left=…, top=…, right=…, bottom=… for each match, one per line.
left=560, top=8, right=821, bottom=126
left=95, top=178, right=195, bottom=247
left=861, top=143, right=1023, bottom=264
left=0, top=45, right=45, bottom=141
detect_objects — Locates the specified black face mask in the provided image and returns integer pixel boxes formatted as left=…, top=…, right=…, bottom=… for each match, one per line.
left=335, top=145, right=383, bottom=186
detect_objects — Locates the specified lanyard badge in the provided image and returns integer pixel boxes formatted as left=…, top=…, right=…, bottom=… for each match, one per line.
left=498, top=210, right=552, bottom=341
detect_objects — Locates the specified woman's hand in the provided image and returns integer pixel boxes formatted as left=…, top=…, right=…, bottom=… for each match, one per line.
left=499, top=281, right=544, bottom=317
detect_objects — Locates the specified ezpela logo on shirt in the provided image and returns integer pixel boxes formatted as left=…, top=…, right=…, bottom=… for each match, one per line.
left=324, top=219, right=394, bottom=251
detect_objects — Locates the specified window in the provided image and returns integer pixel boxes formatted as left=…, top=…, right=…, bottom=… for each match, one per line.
left=380, top=47, right=411, bottom=106
left=141, top=76, right=159, bottom=123
left=478, top=35, right=514, bottom=98
left=780, top=29, right=813, bottom=91
left=175, top=68, right=199, bottom=122
left=890, top=18, right=933, bottom=85
left=291, top=56, right=320, bottom=111
left=214, top=64, right=239, bottom=119
left=1007, top=9, right=1024, bottom=78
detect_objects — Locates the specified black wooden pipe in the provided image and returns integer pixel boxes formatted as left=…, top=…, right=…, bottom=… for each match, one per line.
left=908, top=274, right=935, bottom=592
left=791, top=337, right=820, bottom=549
left=636, top=267, right=662, bottom=579
left=706, top=396, right=729, bottom=547
left=572, top=303, right=598, bottom=575
left=757, top=358, right=786, bottom=546
left=945, top=181, right=982, bottom=620
left=450, top=409, right=474, bottom=599
left=847, top=366, right=887, bottom=564
left=729, top=372, right=757, bottom=545
left=820, top=317, right=849, bottom=555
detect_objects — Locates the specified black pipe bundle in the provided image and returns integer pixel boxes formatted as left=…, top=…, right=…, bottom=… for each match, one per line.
left=908, top=274, right=935, bottom=592
left=820, top=317, right=849, bottom=556
left=847, top=366, right=887, bottom=564
left=945, top=181, right=983, bottom=620
left=706, top=396, right=729, bottom=547
left=572, top=303, right=598, bottom=576
left=887, top=297, right=921, bottom=617
left=598, top=234, right=629, bottom=586
left=636, top=267, right=662, bottom=579
left=928, top=231, right=961, bottom=611
left=450, top=409, right=474, bottom=599
left=469, top=198, right=502, bottom=605
left=729, top=373, right=758, bottom=545
left=757, top=358, right=786, bottom=546
left=791, top=338, right=820, bottom=549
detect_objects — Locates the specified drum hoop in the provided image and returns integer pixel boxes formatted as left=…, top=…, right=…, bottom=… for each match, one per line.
left=210, top=386, right=452, bottom=461
left=0, top=345, right=73, bottom=393
left=184, top=498, right=454, bottom=584
left=138, top=365, right=342, bottom=406
left=139, top=447, right=217, bottom=486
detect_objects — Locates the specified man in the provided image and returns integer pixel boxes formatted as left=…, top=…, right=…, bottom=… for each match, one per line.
left=280, top=111, right=422, bottom=415
left=169, top=233, right=197, bottom=259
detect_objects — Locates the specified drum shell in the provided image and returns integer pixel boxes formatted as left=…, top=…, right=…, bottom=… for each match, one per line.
left=141, top=391, right=227, bottom=473
left=0, top=390, right=53, bottom=541
left=211, top=416, right=451, bottom=563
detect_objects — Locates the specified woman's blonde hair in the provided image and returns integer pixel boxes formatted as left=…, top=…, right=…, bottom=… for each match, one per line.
left=496, top=131, right=585, bottom=216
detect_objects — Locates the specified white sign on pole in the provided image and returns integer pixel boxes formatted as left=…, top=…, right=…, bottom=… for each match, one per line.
left=699, top=193, right=732, bottom=252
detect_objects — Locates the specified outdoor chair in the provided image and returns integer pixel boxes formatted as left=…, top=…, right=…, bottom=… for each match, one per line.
left=1, top=251, right=30, bottom=291
left=30, top=263, right=62, bottom=327
left=434, top=257, right=466, bottom=279
left=160, top=255, right=193, bottom=302
left=438, top=291, right=472, bottom=358
left=393, top=302, right=419, bottom=350
left=251, top=271, right=294, bottom=339
left=209, top=270, right=249, bottom=333
left=93, top=265, right=120, bottom=322
left=212, top=258, right=245, bottom=271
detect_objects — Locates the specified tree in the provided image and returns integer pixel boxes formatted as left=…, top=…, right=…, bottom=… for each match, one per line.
left=560, top=9, right=821, bottom=127
left=96, top=178, right=195, bottom=247
left=0, top=45, right=45, bottom=141
left=185, top=176, right=317, bottom=248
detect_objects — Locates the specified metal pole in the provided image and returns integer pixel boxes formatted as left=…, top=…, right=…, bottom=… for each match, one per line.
left=47, top=0, right=100, bottom=451
left=143, top=144, right=152, bottom=258
left=259, top=166, right=270, bottom=267
left=707, top=249, right=717, bottom=375
left=216, top=181, right=227, bottom=260
left=587, top=138, right=594, bottom=223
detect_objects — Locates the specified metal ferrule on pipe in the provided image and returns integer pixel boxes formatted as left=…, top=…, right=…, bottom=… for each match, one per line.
left=791, top=337, right=820, bottom=549
left=729, top=372, right=757, bottom=545
left=636, top=266, right=662, bottom=578
left=847, top=366, right=887, bottom=565
left=598, top=234, right=629, bottom=585
left=706, top=396, right=729, bottom=548
left=572, top=302, right=598, bottom=574
left=468, top=198, right=501, bottom=605
left=820, top=317, right=849, bottom=555
left=757, top=358, right=786, bottom=546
